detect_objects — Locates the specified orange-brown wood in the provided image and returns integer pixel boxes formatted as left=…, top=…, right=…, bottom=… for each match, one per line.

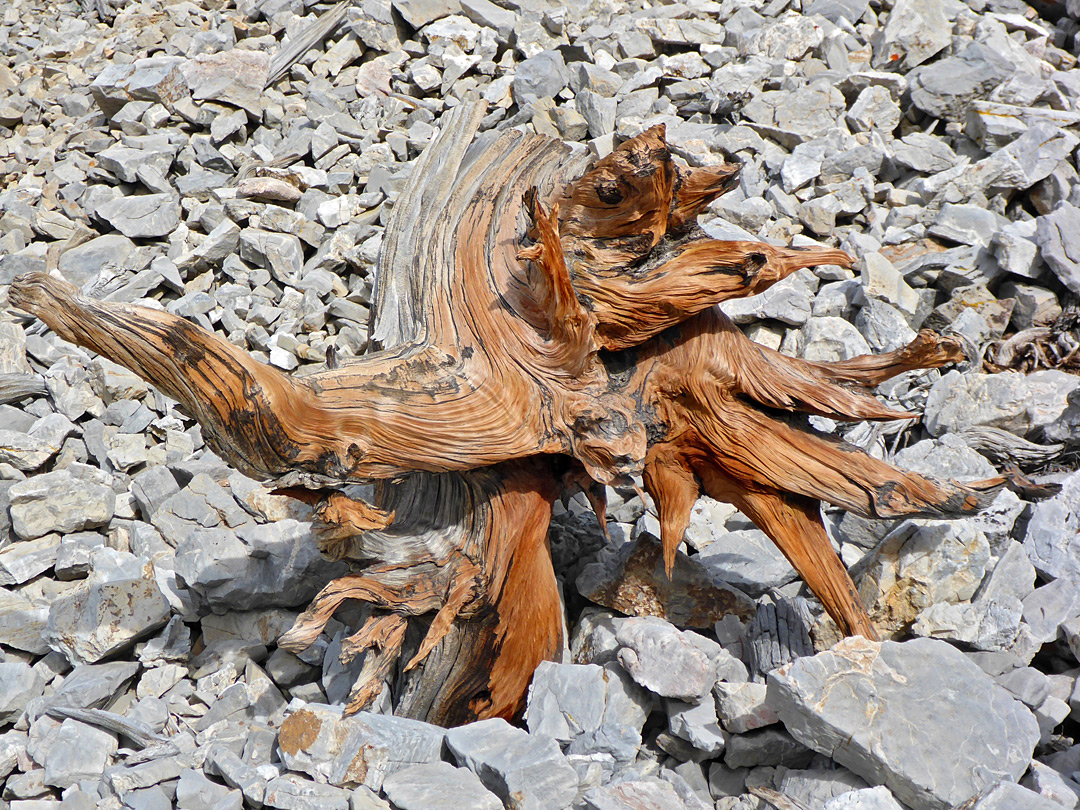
left=8, top=100, right=1006, bottom=725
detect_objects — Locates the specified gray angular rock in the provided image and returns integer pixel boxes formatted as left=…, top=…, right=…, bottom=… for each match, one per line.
left=0, top=589, right=50, bottom=654
left=582, top=778, right=689, bottom=810
left=240, top=229, right=304, bottom=285
left=43, top=552, right=172, bottom=665
left=0, top=531, right=61, bottom=587
left=106, top=755, right=188, bottom=795
left=1021, top=576, right=1080, bottom=644
left=41, top=718, right=119, bottom=789
left=928, top=204, right=1006, bottom=248
left=56, top=234, right=139, bottom=289
left=512, top=51, right=569, bottom=105
left=181, top=50, right=269, bottom=116
left=776, top=767, right=872, bottom=807
left=695, top=529, right=798, bottom=598
left=911, top=597, right=1023, bottom=651
left=742, top=83, right=845, bottom=140
left=392, top=0, right=460, bottom=28
left=1036, top=203, right=1080, bottom=297
left=803, top=0, right=869, bottom=21
left=576, top=90, right=617, bottom=139
left=95, top=194, right=181, bottom=239
left=792, top=316, right=871, bottom=363
left=995, top=667, right=1051, bottom=709
left=872, top=0, right=950, bottom=70
left=891, top=133, right=958, bottom=174
left=820, top=144, right=884, bottom=184
left=967, top=781, right=1070, bottom=810
left=8, top=469, right=115, bottom=540
left=924, top=371, right=1031, bottom=437
left=381, top=762, right=502, bottom=810
left=262, top=774, right=351, bottom=810
left=909, top=42, right=1015, bottom=122
left=0, top=662, right=45, bottom=723
left=975, top=539, right=1036, bottom=605
left=993, top=219, right=1041, bottom=279
left=768, top=637, right=1039, bottom=810
left=714, top=681, right=779, bottom=734
left=666, top=696, right=726, bottom=756
left=96, top=142, right=177, bottom=184
left=26, top=661, right=139, bottom=724
left=176, top=768, right=233, bottom=810
left=445, top=718, right=579, bottom=810
left=855, top=298, right=915, bottom=353
left=846, top=86, right=901, bottom=133
left=91, top=57, right=190, bottom=117
left=1024, top=471, right=1080, bottom=582
left=616, top=617, right=716, bottom=701
left=718, top=270, right=816, bottom=326
left=893, top=435, right=996, bottom=482
left=526, top=661, right=649, bottom=765
left=130, top=466, right=181, bottom=520
left=174, top=520, right=347, bottom=612
left=724, top=726, right=813, bottom=769
left=1023, top=760, right=1080, bottom=808
left=856, top=519, right=989, bottom=635
left=277, top=704, right=445, bottom=790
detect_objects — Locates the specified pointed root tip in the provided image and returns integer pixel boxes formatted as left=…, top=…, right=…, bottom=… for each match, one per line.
left=788, top=246, right=854, bottom=269
left=275, top=626, right=316, bottom=654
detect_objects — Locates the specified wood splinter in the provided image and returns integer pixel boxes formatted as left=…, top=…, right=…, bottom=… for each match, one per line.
left=8, top=99, right=1007, bottom=725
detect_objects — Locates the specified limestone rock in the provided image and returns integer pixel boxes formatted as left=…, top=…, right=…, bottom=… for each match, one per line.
left=382, top=762, right=501, bottom=810
left=615, top=617, right=717, bottom=701
left=768, top=637, right=1040, bottom=810
left=277, top=704, right=445, bottom=790
left=8, top=468, right=115, bottom=540
left=445, top=718, right=579, bottom=810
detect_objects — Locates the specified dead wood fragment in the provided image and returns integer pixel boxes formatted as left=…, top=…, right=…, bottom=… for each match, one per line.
left=264, top=0, right=350, bottom=89
left=0, top=373, right=47, bottom=405
left=8, top=99, right=1008, bottom=725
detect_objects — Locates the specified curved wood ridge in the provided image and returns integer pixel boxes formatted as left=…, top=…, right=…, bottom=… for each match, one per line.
left=8, top=99, right=1005, bottom=724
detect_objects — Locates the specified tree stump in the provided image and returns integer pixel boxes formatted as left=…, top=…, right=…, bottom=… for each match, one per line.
left=8, top=98, right=1008, bottom=726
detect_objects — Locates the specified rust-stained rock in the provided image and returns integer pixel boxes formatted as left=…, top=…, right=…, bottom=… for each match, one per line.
left=276, top=703, right=445, bottom=790
left=236, top=177, right=303, bottom=203
left=854, top=519, right=990, bottom=636
left=576, top=536, right=756, bottom=629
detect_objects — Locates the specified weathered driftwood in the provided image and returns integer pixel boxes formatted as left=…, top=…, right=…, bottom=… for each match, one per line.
left=744, top=599, right=815, bottom=679
left=9, top=98, right=1008, bottom=726
left=263, top=0, right=350, bottom=89
left=0, top=373, right=47, bottom=406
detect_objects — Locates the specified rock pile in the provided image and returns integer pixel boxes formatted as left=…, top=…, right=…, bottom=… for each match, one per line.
left=1, top=0, right=1080, bottom=807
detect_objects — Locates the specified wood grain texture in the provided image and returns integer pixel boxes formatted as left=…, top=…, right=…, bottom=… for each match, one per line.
left=8, top=97, right=1006, bottom=725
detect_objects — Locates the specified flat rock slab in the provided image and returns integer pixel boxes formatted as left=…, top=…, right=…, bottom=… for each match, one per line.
left=615, top=616, right=716, bottom=701
left=1024, top=470, right=1080, bottom=581
left=525, top=660, right=649, bottom=764
left=277, top=704, right=445, bottom=790
left=444, top=717, right=579, bottom=810
left=967, top=781, right=1070, bottom=809
left=381, top=762, right=502, bottom=810
left=767, top=637, right=1039, bottom=810
left=95, top=193, right=181, bottom=239
left=8, top=469, right=115, bottom=540
left=43, top=560, right=171, bottom=665
left=181, top=50, right=270, bottom=116
left=90, top=56, right=189, bottom=116
left=582, top=777, right=688, bottom=810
